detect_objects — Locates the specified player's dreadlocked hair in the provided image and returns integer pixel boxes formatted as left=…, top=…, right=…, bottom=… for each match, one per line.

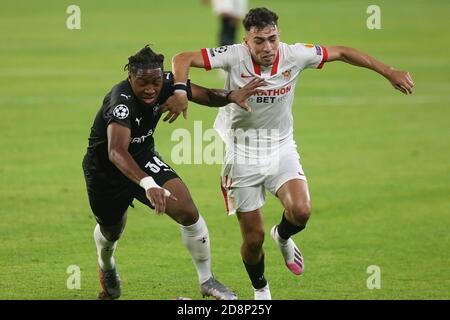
left=243, top=7, right=279, bottom=32
left=124, top=45, right=164, bottom=73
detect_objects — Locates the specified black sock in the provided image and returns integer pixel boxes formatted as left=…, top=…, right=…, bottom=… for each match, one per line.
left=277, top=212, right=305, bottom=240
left=219, top=17, right=236, bottom=46
left=243, top=255, right=267, bottom=290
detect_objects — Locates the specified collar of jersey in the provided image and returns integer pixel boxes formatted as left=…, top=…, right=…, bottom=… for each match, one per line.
left=251, top=49, right=280, bottom=77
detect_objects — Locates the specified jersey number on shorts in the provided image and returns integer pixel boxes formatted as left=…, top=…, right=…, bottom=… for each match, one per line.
left=145, top=156, right=172, bottom=173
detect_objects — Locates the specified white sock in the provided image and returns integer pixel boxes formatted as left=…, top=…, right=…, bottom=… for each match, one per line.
left=254, top=283, right=272, bottom=300
left=179, top=215, right=212, bottom=284
left=93, top=224, right=118, bottom=271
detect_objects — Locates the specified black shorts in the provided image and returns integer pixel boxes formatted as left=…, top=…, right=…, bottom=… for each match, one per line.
left=83, top=152, right=179, bottom=226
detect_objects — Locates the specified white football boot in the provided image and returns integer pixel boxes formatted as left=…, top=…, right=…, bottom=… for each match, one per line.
left=271, top=225, right=304, bottom=275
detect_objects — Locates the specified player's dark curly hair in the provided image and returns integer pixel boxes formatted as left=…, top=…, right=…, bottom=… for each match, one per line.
left=124, top=45, right=164, bottom=73
left=243, top=7, right=279, bottom=32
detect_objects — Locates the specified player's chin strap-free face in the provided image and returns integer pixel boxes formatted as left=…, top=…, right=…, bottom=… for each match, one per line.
left=244, top=25, right=280, bottom=67
left=128, top=67, right=164, bottom=103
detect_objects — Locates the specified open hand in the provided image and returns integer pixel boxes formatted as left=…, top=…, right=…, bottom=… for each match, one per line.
left=228, top=77, right=266, bottom=112
left=159, top=92, right=189, bottom=123
left=146, top=187, right=178, bottom=215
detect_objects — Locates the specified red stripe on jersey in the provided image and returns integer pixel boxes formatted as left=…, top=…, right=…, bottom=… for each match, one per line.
left=318, top=46, right=328, bottom=69
left=220, top=178, right=230, bottom=214
left=201, top=48, right=212, bottom=71
left=251, top=50, right=280, bottom=76
left=270, top=50, right=280, bottom=76
left=251, top=56, right=261, bottom=75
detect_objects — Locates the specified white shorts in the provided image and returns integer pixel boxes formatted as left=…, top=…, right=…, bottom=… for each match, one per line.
left=220, top=144, right=307, bottom=215
left=212, top=0, right=248, bottom=18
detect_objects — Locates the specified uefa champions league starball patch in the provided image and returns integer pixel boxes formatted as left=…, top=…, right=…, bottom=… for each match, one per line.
left=113, top=104, right=129, bottom=119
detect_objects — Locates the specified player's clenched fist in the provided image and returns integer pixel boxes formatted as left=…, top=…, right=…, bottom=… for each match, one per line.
left=386, top=69, right=414, bottom=95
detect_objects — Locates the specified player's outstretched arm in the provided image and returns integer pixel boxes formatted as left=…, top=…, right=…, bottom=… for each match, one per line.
left=188, top=77, right=266, bottom=111
left=172, top=51, right=206, bottom=83
left=161, top=78, right=264, bottom=120
left=166, top=51, right=207, bottom=120
left=325, top=46, right=414, bottom=95
left=107, top=123, right=177, bottom=213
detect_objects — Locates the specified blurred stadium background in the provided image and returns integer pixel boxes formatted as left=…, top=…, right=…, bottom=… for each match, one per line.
left=0, top=0, right=449, bottom=299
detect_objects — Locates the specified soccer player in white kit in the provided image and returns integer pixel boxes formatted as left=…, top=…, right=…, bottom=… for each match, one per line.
left=169, top=7, right=414, bottom=299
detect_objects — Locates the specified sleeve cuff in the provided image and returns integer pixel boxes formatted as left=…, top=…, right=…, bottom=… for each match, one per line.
left=317, top=46, right=328, bottom=69
left=201, top=48, right=212, bottom=71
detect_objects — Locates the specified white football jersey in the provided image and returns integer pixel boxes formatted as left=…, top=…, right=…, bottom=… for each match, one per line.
left=201, top=42, right=327, bottom=158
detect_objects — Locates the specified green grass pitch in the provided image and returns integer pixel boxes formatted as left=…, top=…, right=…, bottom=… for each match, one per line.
left=0, top=0, right=449, bottom=299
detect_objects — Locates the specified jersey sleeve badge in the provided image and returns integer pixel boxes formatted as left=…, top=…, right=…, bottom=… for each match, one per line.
left=112, top=104, right=130, bottom=119
left=314, top=45, right=322, bottom=56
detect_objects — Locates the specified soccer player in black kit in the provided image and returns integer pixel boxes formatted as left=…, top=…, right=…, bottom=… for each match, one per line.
left=82, top=45, right=263, bottom=300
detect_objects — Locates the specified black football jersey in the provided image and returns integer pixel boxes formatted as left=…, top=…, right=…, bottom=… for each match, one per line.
left=83, top=72, right=192, bottom=179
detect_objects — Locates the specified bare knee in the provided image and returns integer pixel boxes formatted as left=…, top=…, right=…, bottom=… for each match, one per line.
left=100, top=213, right=127, bottom=241
left=243, top=230, right=265, bottom=253
left=286, top=201, right=311, bottom=225
left=100, top=225, right=124, bottom=242
left=174, top=199, right=199, bottom=226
